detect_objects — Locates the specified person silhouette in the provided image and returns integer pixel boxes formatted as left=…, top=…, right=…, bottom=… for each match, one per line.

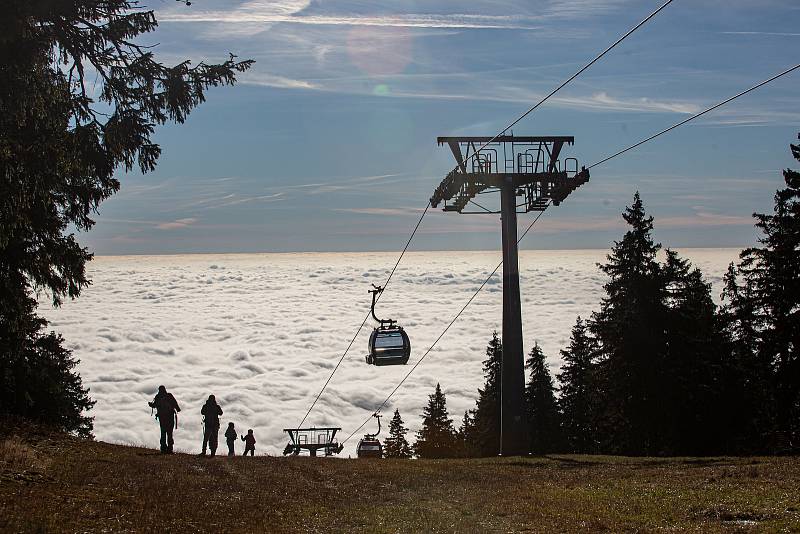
left=241, top=429, right=256, bottom=456
left=200, top=394, right=223, bottom=457
left=148, top=385, right=181, bottom=454
left=224, top=422, right=237, bottom=456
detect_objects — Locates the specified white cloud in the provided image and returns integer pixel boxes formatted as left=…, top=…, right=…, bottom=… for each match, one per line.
left=160, top=7, right=542, bottom=30
left=156, top=218, right=198, bottom=230
left=41, top=249, right=739, bottom=456
left=721, top=31, right=800, bottom=37
left=570, top=92, right=700, bottom=114
left=237, top=73, right=317, bottom=89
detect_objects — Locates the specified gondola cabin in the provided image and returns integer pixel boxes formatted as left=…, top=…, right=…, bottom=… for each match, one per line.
left=357, top=413, right=383, bottom=458
left=366, top=326, right=411, bottom=366
left=357, top=435, right=382, bottom=458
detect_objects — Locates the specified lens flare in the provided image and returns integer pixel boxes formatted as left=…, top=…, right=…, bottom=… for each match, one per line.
left=347, top=26, right=413, bottom=77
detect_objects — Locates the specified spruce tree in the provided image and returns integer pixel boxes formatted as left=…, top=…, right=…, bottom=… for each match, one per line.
left=739, top=133, right=800, bottom=446
left=590, top=192, right=666, bottom=455
left=0, top=1, right=252, bottom=433
left=661, top=250, right=727, bottom=454
left=719, top=263, right=775, bottom=452
left=557, top=317, right=596, bottom=453
left=472, top=332, right=502, bottom=456
left=384, top=409, right=413, bottom=459
left=414, top=383, right=457, bottom=459
left=456, top=410, right=479, bottom=458
left=0, top=294, right=95, bottom=437
left=525, top=343, right=561, bottom=454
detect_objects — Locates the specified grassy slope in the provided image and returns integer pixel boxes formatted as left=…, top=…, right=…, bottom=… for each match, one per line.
left=1, top=425, right=799, bottom=533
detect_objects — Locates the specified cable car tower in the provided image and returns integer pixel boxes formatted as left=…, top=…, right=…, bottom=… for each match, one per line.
left=430, top=135, right=589, bottom=456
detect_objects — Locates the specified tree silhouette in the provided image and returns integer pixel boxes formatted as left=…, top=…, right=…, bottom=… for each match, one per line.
left=557, top=317, right=597, bottom=453
left=0, top=294, right=94, bottom=437
left=414, top=383, right=457, bottom=459
left=456, top=410, right=479, bottom=458
left=384, top=409, right=412, bottom=459
left=739, top=133, right=800, bottom=447
left=0, top=1, right=252, bottom=433
left=719, top=263, right=775, bottom=452
left=661, top=249, right=727, bottom=455
left=590, top=192, right=666, bottom=455
left=472, top=332, right=502, bottom=456
left=525, top=342, right=561, bottom=454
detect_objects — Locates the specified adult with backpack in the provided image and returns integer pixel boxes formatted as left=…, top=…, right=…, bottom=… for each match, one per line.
left=200, top=394, right=223, bottom=457
left=148, top=385, right=181, bottom=454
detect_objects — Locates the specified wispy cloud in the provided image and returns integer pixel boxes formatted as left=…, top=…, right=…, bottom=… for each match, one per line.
left=160, top=10, right=542, bottom=30
left=545, top=0, right=631, bottom=19
left=156, top=218, right=198, bottom=230
left=243, top=73, right=317, bottom=90
left=721, top=31, right=800, bottom=37
left=333, top=207, right=423, bottom=216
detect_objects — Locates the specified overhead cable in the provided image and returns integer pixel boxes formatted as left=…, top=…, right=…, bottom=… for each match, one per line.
left=295, top=202, right=430, bottom=430
left=457, top=0, right=676, bottom=171
left=341, top=203, right=551, bottom=445
left=296, top=0, right=678, bottom=430
left=589, top=62, right=800, bottom=169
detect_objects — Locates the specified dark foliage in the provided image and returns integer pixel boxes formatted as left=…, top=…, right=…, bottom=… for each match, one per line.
left=590, top=192, right=666, bottom=455
left=455, top=409, right=479, bottom=458
left=556, top=317, right=597, bottom=453
left=414, top=383, right=457, bottom=458
left=0, top=294, right=94, bottom=437
left=384, top=409, right=412, bottom=459
left=0, top=0, right=252, bottom=434
left=524, top=342, right=561, bottom=454
left=719, top=264, right=776, bottom=452
left=587, top=193, right=752, bottom=455
left=738, top=133, right=800, bottom=447
left=471, top=332, right=502, bottom=456
left=660, top=249, right=729, bottom=455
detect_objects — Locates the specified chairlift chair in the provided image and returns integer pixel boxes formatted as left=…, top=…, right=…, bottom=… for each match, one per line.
left=366, top=285, right=411, bottom=366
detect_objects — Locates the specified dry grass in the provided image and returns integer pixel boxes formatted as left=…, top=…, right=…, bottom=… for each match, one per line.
left=0, top=423, right=798, bottom=533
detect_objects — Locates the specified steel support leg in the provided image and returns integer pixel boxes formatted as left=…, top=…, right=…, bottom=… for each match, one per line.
left=500, top=178, right=527, bottom=456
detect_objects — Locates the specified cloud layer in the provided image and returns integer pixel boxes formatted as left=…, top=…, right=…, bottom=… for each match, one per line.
left=41, top=248, right=739, bottom=456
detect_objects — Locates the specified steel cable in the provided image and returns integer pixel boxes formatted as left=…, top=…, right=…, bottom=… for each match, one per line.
left=342, top=203, right=551, bottom=445
left=295, top=202, right=431, bottom=429
left=295, top=0, right=678, bottom=432
left=589, top=62, right=800, bottom=169
left=455, top=0, right=676, bottom=173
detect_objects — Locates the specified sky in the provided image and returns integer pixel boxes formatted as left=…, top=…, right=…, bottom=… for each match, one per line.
left=83, top=0, right=800, bottom=254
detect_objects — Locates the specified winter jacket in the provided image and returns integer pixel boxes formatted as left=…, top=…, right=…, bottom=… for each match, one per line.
left=201, top=401, right=223, bottom=427
left=149, top=392, right=180, bottom=419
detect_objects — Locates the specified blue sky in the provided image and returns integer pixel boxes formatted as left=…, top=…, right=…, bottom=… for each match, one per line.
left=86, top=0, right=800, bottom=254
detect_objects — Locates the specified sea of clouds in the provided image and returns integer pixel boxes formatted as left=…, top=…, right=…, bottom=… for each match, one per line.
left=40, top=249, right=739, bottom=456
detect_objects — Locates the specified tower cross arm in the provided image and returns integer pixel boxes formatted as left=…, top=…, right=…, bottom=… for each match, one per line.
left=436, top=136, right=575, bottom=145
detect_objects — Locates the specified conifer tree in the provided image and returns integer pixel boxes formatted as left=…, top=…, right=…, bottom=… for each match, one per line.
left=472, top=332, right=502, bottom=456
left=590, top=192, right=666, bottom=455
left=739, top=133, right=800, bottom=446
left=525, top=343, right=561, bottom=454
left=384, top=409, right=413, bottom=459
left=0, top=294, right=95, bottom=437
left=0, top=1, right=252, bottom=433
left=719, top=263, right=775, bottom=452
left=661, top=250, right=727, bottom=454
left=414, top=383, right=457, bottom=458
left=456, top=410, right=479, bottom=458
left=557, top=317, right=596, bottom=453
